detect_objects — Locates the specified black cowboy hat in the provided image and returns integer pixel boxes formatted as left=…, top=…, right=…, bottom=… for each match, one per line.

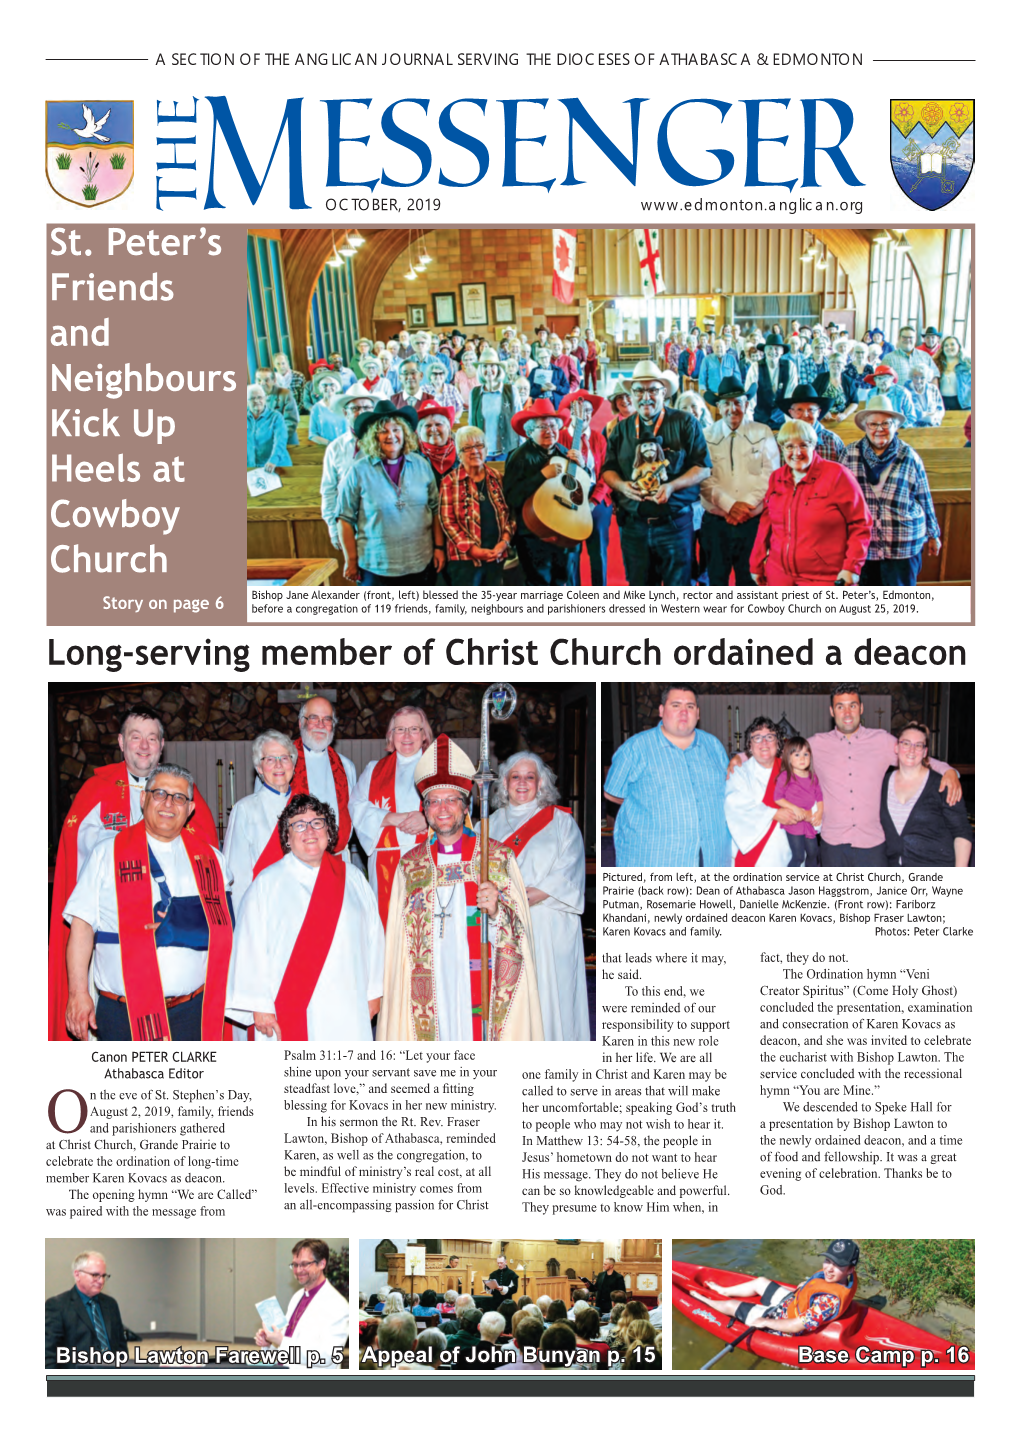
left=762, top=331, right=791, bottom=354
left=779, top=383, right=831, bottom=420
left=351, top=398, right=421, bottom=440
left=714, top=376, right=750, bottom=403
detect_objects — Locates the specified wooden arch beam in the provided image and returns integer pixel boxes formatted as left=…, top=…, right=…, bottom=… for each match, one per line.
left=278, top=228, right=431, bottom=348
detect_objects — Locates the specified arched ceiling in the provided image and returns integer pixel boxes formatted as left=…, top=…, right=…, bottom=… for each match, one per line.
left=279, top=227, right=937, bottom=344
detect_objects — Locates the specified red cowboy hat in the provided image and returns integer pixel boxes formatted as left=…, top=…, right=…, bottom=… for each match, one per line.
left=561, top=389, right=613, bottom=435
left=511, top=397, right=569, bottom=437
left=415, top=399, right=456, bottom=426
left=864, top=364, right=899, bottom=385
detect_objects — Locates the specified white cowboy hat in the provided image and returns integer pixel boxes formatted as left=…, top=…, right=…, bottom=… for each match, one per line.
left=622, top=360, right=672, bottom=392
left=853, top=392, right=906, bottom=429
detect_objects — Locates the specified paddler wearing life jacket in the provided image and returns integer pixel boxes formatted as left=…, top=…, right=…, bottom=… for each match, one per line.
left=689, top=1241, right=859, bottom=1335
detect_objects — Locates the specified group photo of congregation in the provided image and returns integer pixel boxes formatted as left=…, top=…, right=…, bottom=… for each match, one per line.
left=46, top=1238, right=349, bottom=1370
left=48, top=682, right=595, bottom=1043
left=246, top=225, right=971, bottom=590
left=358, top=1238, right=662, bottom=1371
left=602, top=682, right=974, bottom=869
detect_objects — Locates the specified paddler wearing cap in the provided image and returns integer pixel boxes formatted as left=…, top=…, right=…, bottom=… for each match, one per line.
left=690, top=1241, right=860, bottom=1336
left=842, top=391, right=941, bottom=587
left=601, top=360, right=711, bottom=586
left=377, top=735, right=543, bottom=1042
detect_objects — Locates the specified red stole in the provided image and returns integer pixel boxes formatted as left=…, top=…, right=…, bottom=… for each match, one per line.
left=274, top=855, right=347, bottom=1041
left=291, top=744, right=352, bottom=852
left=497, top=804, right=572, bottom=858
left=431, top=836, right=484, bottom=1042
left=49, top=763, right=218, bottom=1041
left=734, top=758, right=783, bottom=868
left=370, top=753, right=426, bottom=927
left=113, top=821, right=232, bottom=1041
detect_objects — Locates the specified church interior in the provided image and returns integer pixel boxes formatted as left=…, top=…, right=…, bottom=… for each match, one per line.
left=247, top=225, right=971, bottom=588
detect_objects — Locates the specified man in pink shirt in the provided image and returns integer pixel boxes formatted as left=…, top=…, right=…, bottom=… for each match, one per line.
left=808, top=687, right=961, bottom=866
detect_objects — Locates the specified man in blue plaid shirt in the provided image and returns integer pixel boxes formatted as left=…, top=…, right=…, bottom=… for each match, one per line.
left=843, top=394, right=941, bottom=586
left=604, top=685, right=730, bottom=867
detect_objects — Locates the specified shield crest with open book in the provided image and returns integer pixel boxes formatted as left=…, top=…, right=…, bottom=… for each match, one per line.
left=890, top=100, right=973, bottom=210
left=46, top=100, right=134, bottom=206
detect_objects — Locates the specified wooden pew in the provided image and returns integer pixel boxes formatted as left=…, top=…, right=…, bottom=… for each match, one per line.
left=247, top=557, right=339, bottom=586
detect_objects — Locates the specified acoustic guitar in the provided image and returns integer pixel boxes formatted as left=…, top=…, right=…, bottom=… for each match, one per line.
left=521, top=418, right=594, bottom=549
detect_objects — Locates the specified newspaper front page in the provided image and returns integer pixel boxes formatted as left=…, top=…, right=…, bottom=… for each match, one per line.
left=16, top=3, right=998, bottom=1438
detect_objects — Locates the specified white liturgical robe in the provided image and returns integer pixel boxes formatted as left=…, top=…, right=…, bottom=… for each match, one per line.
left=74, top=770, right=146, bottom=875
left=227, top=853, right=384, bottom=1040
left=223, top=784, right=290, bottom=908
left=350, top=749, right=423, bottom=899
left=64, top=832, right=233, bottom=997
left=489, top=803, right=590, bottom=1041
left=724, top=757, right=793, bottom=869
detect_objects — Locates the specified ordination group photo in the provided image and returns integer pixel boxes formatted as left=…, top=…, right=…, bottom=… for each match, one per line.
left=602, top=681, right=975, bottom=869
left=358, top=1237, right=662, bottom=1371
left=48, top=681, right=595, bottom=1044
left=247, top=224, right=970, bottom=590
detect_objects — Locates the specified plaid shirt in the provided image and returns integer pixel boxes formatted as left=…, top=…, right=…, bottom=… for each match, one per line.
left=439, top=464, right=513, bottom=561
left=843, top=437, right=940, bottom=560
left=812, top=424, right=847, bottom=464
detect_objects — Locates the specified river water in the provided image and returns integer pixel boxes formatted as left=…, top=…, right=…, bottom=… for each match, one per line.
left=671, top=1239, right=837, bottom=1371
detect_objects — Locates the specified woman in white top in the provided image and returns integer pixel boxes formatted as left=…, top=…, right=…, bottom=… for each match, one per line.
left=489, top=752, right=590, bottom=1041
left=350, top=706, right=433, bottom=925
left=223, top=729, right=297, bottom=907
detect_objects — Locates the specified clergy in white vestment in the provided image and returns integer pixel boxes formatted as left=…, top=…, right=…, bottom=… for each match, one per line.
left=350, top=704, right=432, bottom=926
left=281, top=695, right=357, bottom=861
left=256, top=1238, right=349, bottom=1369
left=63, top=764, right=233, bottom=1043
left=227, top=793, right=384, bottom=1042
left=223, top=729, right=297, bottom=907
left=724, top=716, right=794, bottom=869
left=377, top=735, right=544, bottom=1043
left=489, top=751, right=590, bottom=1041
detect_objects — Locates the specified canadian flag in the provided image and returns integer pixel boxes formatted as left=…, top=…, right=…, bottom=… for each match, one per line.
left=552, top=228, right=577, bottom=304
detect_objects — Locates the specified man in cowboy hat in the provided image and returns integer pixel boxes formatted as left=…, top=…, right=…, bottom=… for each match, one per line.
left=319, top=383, right=379, bottom=548
left=559, top=389, right=614, bottom=586
left=377, top=735, right=543, bottom=1042
left=842, top=393, right=941, bottom=586
left=352, top=338, right=376, bottom=379
left=753, top=332, right=797, bottom=427
left=779, top=384, right=846, bottom=463
left=701, top=377, right=781, bottom=586
left=601, top=360, right=710, bottom=586
left=502, top=397, right=578, bottom=584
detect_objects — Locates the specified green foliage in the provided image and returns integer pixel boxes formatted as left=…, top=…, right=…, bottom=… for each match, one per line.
left=860, top=1239, right=974, bottom=1314
left=82, top=185, right=98, bottom=201
left=110, top=152, right=126, bottom=170
left=56, top=152, right=72, bottom=170
left=327, top=1245, right=349, bottom=1302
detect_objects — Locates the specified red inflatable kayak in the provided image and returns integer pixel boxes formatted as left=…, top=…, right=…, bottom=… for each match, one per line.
left=672, top=1261, right=973, bottom=1371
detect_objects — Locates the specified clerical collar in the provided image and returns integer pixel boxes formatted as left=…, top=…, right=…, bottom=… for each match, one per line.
left=437, top=836, right=462, bottom=855
left=129, top=773, right=146, bottom=791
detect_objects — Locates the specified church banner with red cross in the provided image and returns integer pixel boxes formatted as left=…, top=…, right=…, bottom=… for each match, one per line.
left=635, top=228, right=665, bottom=295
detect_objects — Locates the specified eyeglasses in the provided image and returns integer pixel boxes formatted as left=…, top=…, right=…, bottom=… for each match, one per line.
left=749, top=733, right=778, bottom=746
left=393, top=727, right=424, bottom=736
left=289, top=819, right=327, bottom=834
left=303, top=714, right=334, bottom=726
left=147, top=788, right=190, bottom=806
left=632, top=386, right=664, bottom=398
left=78, top=1271, right=110, bottom=1281
left=897, top=740, right=928, bottom=752
left=261, top=755, right=293, bottom=768
left=290, top=1260, right=321, bottom=1271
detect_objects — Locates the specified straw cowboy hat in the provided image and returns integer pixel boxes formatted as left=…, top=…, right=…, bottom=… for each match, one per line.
left=853, top=392, right=906, bottom=428
left=621, top=360, right=672, bottom=391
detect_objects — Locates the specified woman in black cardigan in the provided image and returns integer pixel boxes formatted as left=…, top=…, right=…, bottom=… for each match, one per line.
left=880, top=722, right=973, bottom=867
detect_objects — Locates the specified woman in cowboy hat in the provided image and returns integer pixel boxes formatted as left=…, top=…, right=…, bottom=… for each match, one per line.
left=842, top=393, right=941, bottom=586
left=469, top=348, right=517, bottom=462
left=337, top=401, right=444, bottom=587
left=605, top=379, right=636, bottom=437
left=749, top=418, right=872, bottom=587
left=502, top=398, right=575, bottom=584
